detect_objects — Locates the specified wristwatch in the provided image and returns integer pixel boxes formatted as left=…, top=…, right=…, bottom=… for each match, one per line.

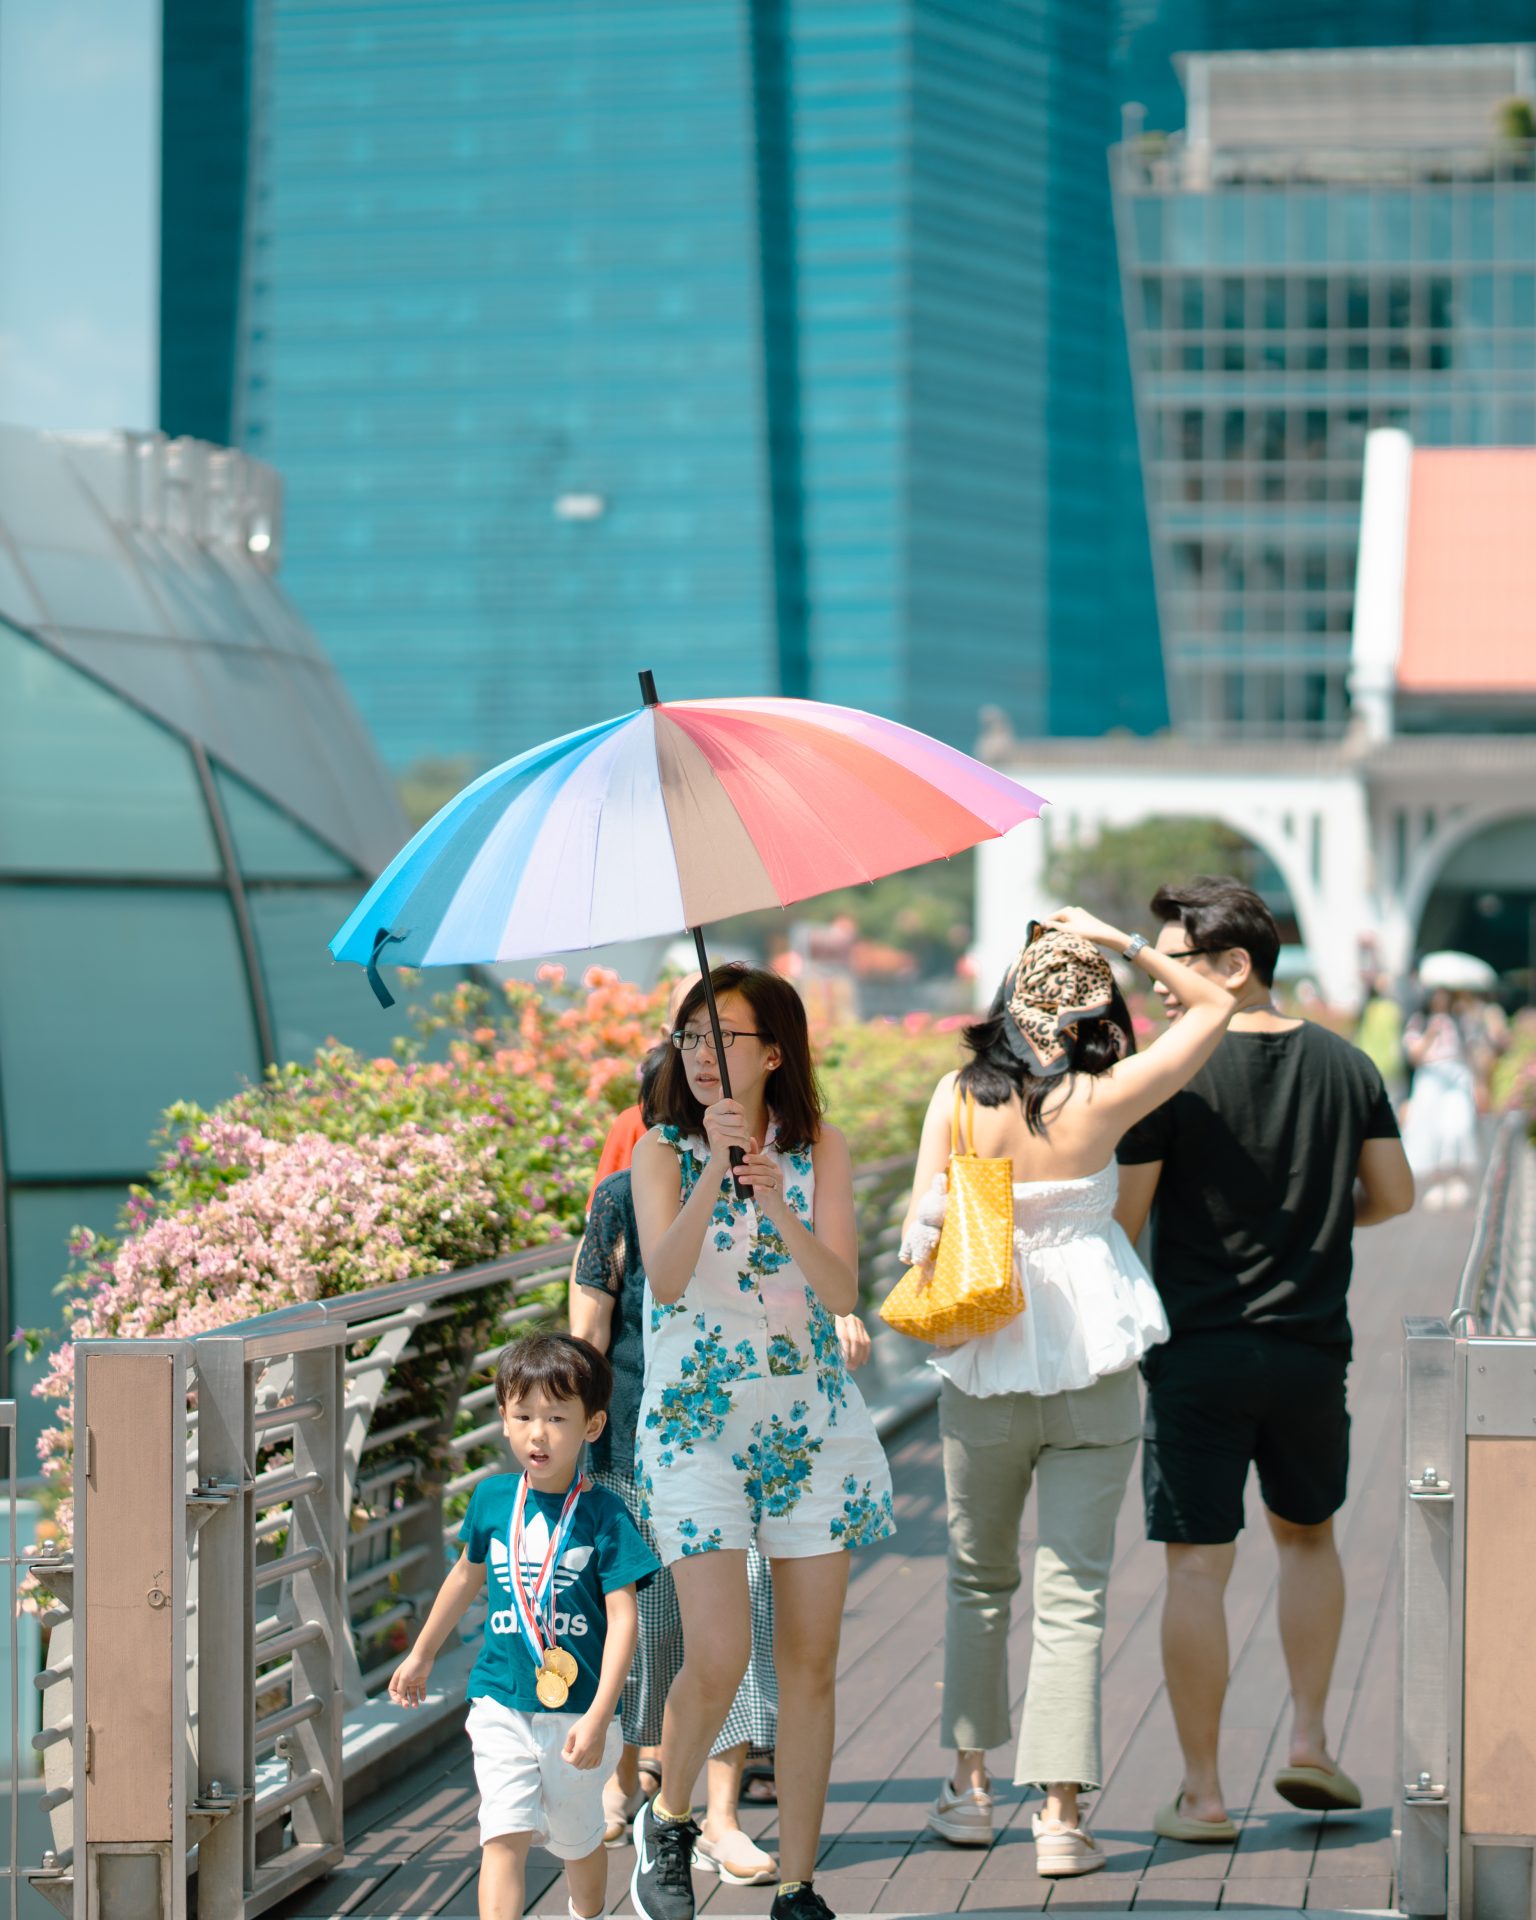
left=1122, top=933, right=1148, bottom=962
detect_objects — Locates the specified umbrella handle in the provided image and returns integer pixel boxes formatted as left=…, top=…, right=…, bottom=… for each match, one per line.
left=692, top=926, right=752, bottom=1202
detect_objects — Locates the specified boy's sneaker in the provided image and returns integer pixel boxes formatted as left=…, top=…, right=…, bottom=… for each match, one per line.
left=925, top=1776, right=994, bottom=1845
left=1031, top=1808, right=1106, bottom=1878
left=770, top=1883, right=836, bottom=1920
left=631, top=1801, right=700, bottom=1920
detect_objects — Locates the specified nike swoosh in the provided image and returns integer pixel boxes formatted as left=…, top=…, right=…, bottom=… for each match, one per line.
left=636, top=1815, right=654, bottom=1874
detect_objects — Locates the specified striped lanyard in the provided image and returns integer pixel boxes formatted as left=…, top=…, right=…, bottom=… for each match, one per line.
left=507, top=1473, right=586, bottom=1666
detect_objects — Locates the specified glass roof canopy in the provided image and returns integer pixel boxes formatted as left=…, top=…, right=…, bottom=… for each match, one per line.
left=0, top=428, right=413, bottom=1464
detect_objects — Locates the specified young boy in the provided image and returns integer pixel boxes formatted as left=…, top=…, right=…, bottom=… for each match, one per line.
left=390, top=1333, right=659, bottom=1920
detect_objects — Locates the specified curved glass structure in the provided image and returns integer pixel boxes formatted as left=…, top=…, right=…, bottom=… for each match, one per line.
left=0, top=427, right=412, bottom=1461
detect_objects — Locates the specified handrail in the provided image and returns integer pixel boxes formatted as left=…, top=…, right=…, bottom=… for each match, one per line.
left=26, top=1147, right=922, bottom=1920
left=221, top=1150, right=917, bottom=1349
left=1448, top=1113, right=1526, bottom=1336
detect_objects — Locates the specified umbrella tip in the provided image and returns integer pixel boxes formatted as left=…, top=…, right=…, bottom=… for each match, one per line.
left=638, top=669, right=659, bottom=707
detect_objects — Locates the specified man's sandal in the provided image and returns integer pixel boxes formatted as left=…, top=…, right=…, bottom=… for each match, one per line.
left=1153, top=1791, right=1238, bottom=1843
left=1273, top=1763, right=1362, bottom=1812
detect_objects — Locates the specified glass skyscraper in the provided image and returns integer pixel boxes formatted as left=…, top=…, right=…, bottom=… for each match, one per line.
left=1113, top=43, right=1536, bottom=735
left=228, top=0, right=1163, bottom=769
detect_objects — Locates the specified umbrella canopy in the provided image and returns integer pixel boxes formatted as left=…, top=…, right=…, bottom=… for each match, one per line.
left=330, top=686, right=1045, bottom=990
left=1417, top=949, right=1498, bottom=993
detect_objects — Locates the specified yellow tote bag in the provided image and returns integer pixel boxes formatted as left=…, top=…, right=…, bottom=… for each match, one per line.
left=879, top=1086, right=1023, bottom=1348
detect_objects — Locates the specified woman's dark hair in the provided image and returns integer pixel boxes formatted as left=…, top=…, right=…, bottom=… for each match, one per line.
left=495, top=1332, right=612, bottom=1417
left=958, top=975, right=1137, bottom=1137
left=1149, top=875, right=1280, bottom=988
left=637, top=1041, right=669, bottom=1128
left=650, top=962, right=823, bottom=1153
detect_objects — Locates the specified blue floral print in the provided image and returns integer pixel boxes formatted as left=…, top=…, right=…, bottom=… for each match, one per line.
left=678, top=1518, right=724, bottom=1555
left=732, top=1400, right=823, bottom=1518
left=808, top=1299, right=849, bottom=1424
left=829, top=1474, right=897, bottom=1548
left=767, top=1331, right=807, bottom=1377
left=642, top=1318, right=755, bottom=1469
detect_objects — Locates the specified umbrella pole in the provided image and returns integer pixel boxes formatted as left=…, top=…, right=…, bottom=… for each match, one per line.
left=691, top=924, right=750, bottom=1196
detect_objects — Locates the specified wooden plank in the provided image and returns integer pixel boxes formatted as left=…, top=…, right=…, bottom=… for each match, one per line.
left=1462, top=1437, right=1536, bottom=1835
left=83, top=1348, right=178, bottom=1844
left=1301, top=1872, right=1393, bottom=1909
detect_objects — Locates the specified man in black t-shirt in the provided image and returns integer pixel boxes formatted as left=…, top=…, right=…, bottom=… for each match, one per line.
left=1114, top=877, right=1413, bottom=1844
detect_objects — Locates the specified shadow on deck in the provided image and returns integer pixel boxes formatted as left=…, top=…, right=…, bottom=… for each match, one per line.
left=274, top=1206, right=1471, bottom=1918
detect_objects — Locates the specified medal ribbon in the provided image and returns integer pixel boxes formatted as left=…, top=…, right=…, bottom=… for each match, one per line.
left=507, top=1473, right=586, bottom=1670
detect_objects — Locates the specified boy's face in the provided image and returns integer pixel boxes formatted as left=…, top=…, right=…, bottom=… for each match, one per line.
left=499, top=1385, right=605, bottom=1489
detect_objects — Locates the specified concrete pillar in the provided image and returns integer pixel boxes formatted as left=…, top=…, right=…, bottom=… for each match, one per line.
left=974, top=816, right=1052, bottom=1006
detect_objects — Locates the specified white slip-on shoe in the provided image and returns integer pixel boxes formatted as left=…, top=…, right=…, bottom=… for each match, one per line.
left=1032, top=1809, right=1107, bottom=1877
left=926, top=1778, right=994, bottom=1846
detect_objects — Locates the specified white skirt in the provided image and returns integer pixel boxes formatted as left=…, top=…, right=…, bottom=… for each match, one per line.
left=929, top=1221, right=1168, bottom=1400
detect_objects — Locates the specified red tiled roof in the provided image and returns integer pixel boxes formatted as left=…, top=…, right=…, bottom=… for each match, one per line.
left=1399, top=448, right=1536, bottom=693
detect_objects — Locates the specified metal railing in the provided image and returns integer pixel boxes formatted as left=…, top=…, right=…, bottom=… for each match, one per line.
left=25, top=1153, right=921, bottom=1920
left=1399, top=1114, right=1536, bottom=1920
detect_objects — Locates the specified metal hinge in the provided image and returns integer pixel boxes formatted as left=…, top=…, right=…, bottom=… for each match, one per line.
left=1407, top=1464, right=1453, bottom=1500
left=83, top=1725, right=94, bottom=1779
left=1404, top=1771, right=1448, bottom=1803
left=81, top=1430, right=93, bottom=1479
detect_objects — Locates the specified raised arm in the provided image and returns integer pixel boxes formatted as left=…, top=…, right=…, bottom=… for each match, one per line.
left=1044, top=907, right=1235, bottom=1132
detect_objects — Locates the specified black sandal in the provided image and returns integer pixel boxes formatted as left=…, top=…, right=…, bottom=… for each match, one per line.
left=739, top=1762, right=777, bottom=1806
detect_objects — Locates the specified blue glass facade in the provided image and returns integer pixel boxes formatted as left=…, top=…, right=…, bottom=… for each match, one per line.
left=1114, top=47, right=1536, bottom=734
left=239, top=3, right=786, bottom=770
left=160, top=0, right=251, bottom=445
left=235, top=0, right=1174, bottom=763
left=0, top=428, right=411, bottom=1460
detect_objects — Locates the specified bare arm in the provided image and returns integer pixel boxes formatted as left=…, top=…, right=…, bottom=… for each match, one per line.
left=387, top=1550, right=486, bottom=1705
left=1045, top=908, right=1235, bottom=1133
left=1114, top=1159, right=1163, bottom=1244
left=562, top=1584, right=639, bottom=1769
left=900, top=1072, right=959, bottom=1244
left=743, top=1124, right=860, bottom=1315
left=1355, top=1136, right=1415, bottom=1225
left=568, top=1279, right=615, bottom=1353
left=631, top=1128, right=716, bottom=1303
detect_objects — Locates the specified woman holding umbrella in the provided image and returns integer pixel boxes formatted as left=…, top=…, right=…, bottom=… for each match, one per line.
left=626, top=964, right=894, bottom=1920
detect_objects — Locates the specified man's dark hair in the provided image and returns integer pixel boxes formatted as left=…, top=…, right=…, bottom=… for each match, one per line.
left=494, top=1332, right=612, bottom=1417
left=1150, top=875, right=1281, bottom=988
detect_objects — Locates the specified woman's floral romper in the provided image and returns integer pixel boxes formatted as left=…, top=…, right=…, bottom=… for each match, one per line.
left=635, top=1124, right=897, bottom=1565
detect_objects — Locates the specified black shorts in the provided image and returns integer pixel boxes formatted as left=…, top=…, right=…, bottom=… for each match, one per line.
left=1141, top=1329, right=1350, bottom=1544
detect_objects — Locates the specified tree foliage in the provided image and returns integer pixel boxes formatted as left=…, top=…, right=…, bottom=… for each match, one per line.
left=1046, top=817, right=1256, bottom=933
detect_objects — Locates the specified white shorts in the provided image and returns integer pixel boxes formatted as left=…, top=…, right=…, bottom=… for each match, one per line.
left=638, top=1374, right=897, bottom=1567
left=466, top=1696, right=623, bottom=1857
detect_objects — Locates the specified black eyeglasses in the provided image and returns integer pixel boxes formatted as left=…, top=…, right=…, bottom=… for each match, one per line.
left=1165, top=947, right=1222, bottom=962
left=671, top=1028, right=764, bottom=1052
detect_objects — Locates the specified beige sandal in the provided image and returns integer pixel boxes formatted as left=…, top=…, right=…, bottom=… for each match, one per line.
left=1273, top=1763, right=1362, bottom=1812
left=1153, top=1791, right=1238, bottom=1843
left=601, top=1776, right=647, bottom=1848
left=692, top=1827, right=779, bottom=1886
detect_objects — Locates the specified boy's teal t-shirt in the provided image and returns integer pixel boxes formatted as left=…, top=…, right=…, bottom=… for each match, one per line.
left=457, top=1474, right=657, bottom=1715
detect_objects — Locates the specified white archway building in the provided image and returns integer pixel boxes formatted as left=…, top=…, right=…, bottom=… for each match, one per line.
left=976, top=432, right=1536, bottom=1009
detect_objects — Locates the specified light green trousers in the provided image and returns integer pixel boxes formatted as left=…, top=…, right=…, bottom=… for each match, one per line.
left=938, top=1365, right=1141, bottom=1790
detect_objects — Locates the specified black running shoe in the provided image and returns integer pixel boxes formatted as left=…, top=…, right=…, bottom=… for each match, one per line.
left=630, top=1801, right=700, bottom=1920
left=770, top=1883, right=836, bottom=1920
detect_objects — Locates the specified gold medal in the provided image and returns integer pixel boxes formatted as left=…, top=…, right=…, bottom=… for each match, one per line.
left=535, top=1665, right=570, bottom=1709
left=543, top=1645, right=578, bottom=1686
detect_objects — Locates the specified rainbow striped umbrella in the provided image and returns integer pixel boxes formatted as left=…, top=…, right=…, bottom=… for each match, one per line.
left=330, top=674, right=1045, bottom=1008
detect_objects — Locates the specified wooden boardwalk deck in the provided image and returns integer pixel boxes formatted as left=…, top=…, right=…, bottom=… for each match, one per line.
left=277, top=1206, right=1468, bottom=1918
